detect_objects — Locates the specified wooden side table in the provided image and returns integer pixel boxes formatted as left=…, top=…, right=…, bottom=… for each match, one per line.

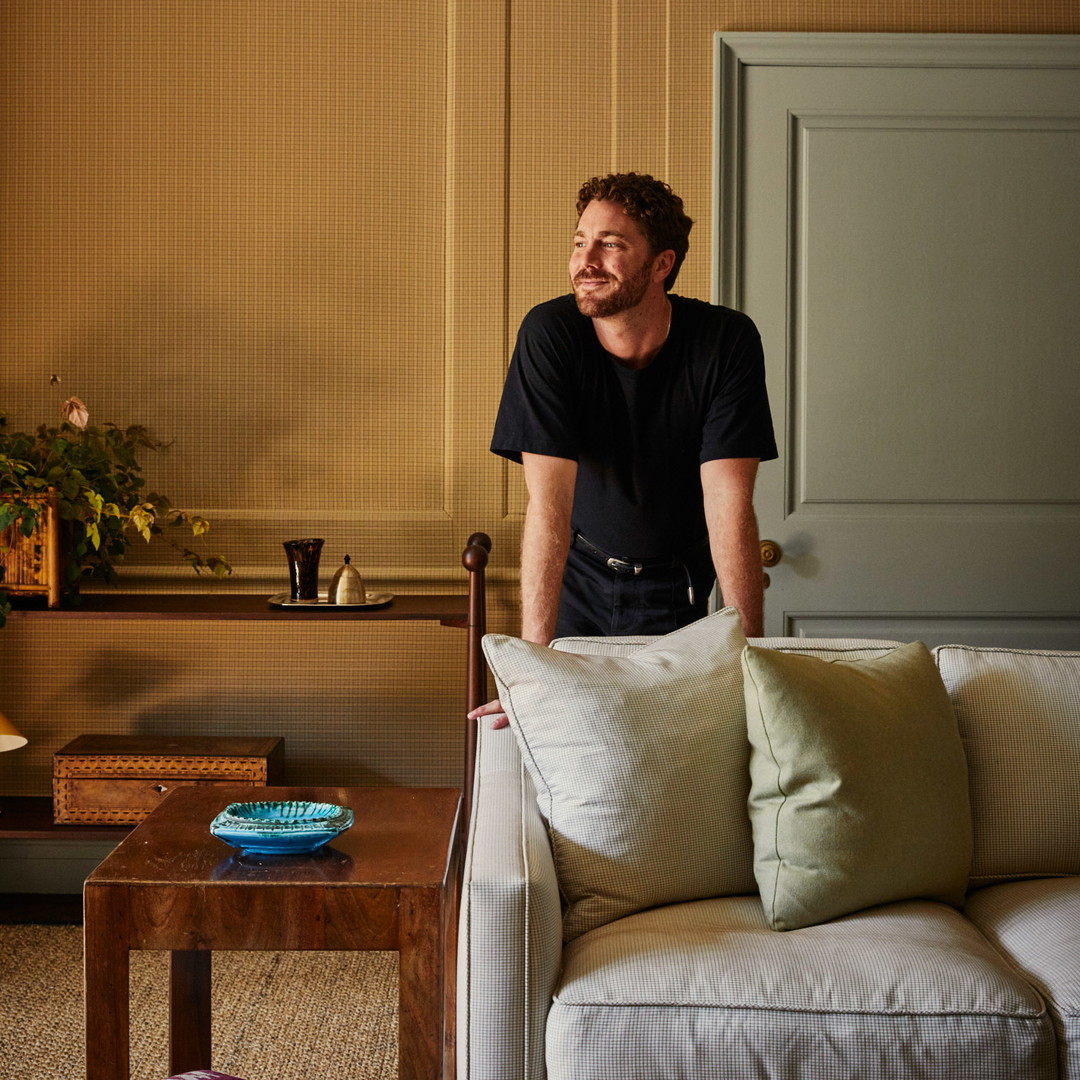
left=84, top=785, right=462, bottom=1080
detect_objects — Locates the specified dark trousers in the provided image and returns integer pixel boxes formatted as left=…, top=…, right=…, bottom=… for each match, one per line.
left=554, top=533, right=715, bottom=638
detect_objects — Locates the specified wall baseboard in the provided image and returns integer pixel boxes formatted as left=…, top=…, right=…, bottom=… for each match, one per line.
left=0, top=838, right=119, bottom=895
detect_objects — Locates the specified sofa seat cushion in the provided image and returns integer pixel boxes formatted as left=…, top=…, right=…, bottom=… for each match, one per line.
left=547, top=895, right=1054, bottom=1080
left=966, top=877, right=1080, bottom=1080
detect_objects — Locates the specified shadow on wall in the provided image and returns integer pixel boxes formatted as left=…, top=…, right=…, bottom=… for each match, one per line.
left=14, top=276, right=442, bottom=516
left=130, top=682, right=462, bottom=789
left=5, top=619, right=467, bottom=794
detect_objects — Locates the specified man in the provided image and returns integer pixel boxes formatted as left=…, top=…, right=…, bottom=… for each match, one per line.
left=471, top=172, right=777, bottom=728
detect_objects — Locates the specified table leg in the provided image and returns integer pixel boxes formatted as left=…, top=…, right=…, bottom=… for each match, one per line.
left=84, top=884, right=131, bottom=1080
left=169, top=949, right=213, bottom=1073
left=398, top=885, right=445, bottom=1080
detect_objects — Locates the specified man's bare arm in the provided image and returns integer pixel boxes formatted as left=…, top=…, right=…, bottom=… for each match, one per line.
left=701, top=457, right=764, bottom=637
left=519, top=452, right=578, bottom=646
left=467, top=452, right=577, bottom=730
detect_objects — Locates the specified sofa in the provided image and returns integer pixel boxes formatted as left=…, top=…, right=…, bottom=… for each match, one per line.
left=457, top=611, right=1080, bottom=1080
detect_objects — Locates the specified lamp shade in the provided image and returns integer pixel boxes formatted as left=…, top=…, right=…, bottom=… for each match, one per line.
left=0, top=711, right=27, bottom=752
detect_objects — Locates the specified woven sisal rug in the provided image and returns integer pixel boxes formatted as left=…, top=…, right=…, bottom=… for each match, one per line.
left=0, top=924, right=398, bottom=1079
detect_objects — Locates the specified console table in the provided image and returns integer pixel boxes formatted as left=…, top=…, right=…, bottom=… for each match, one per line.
left=2, top=532, right=491, bottom=830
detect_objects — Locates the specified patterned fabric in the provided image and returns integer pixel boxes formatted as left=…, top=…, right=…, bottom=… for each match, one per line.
left=742, top=642, right=973, bottom=930
left=483, top=610, right=757, bottom=940
left=934, top=646, right=1080, bottom=881
left=548, top=895, right=1054, bottom=1080
left=966, top=877, right=1080, bottom=1080
left=165, top=1073, right=247, bottom=1080
left=457, top=718, right=562, bottom=1080
left=550, top=635, right=657, bottom=655
left=552, top=634, right=907, bottom=659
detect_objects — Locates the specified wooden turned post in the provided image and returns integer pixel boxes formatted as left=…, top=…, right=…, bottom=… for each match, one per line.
left=461, top=532, right=490, bottom=822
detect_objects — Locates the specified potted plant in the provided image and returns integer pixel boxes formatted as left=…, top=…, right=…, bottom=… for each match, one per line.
left=0, top=384, right=231, bottom=627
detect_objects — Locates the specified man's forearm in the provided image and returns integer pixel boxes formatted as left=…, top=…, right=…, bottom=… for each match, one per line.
left=519, top=454, right=577, bottom=645
left=711, top=505, right=765, bottom=637
left=520, top=505, right=570, bottom=644
left=701, top=458, right=765, bottom=638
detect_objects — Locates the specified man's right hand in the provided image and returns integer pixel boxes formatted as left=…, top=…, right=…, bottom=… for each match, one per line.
left=468, top=698, right=509, bottom=730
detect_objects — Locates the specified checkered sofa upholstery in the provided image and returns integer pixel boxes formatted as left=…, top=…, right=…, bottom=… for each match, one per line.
left=457, top=638, right=1080, bottom=1080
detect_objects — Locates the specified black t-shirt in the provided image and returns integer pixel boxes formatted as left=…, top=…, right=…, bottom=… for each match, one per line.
left=491, top=294, right=778, bottom=559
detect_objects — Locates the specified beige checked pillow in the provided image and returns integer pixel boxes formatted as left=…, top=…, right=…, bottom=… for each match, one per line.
left=483, top=609, right=755, bottom=941
left=934, top=645, right=1080, bottom=882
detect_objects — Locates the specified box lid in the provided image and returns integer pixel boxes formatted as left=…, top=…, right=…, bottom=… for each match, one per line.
left=55, top=734, right=283, bottom=758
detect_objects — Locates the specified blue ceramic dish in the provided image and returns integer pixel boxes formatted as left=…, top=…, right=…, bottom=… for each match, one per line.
left=209, top=800, right=354, bottom=855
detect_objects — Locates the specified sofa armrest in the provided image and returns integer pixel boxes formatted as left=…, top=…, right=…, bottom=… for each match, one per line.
left=458, top=721, right=563, bottom=1080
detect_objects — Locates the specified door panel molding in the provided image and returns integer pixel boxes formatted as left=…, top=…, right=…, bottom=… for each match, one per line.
left=714, top=32, right=1080, bottom=73
left=786, top=108, right=1080, bottom=513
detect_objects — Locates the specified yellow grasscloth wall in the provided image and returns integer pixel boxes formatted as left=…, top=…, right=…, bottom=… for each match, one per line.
left=2, top=1, right=1074, bottom=793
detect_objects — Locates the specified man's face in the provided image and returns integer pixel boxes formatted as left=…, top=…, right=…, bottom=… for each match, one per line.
left=569, top=199, right=657, bottom=318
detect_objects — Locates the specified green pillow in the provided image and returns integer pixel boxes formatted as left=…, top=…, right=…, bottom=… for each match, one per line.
left=741, top=641, right=973, bottom=931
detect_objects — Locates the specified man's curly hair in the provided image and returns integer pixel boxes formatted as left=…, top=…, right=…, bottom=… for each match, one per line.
left=576, top=172, right=694, bottom=291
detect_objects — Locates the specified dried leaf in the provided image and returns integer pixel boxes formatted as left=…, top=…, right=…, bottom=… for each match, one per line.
left=61, top=396, right=89, bottom=430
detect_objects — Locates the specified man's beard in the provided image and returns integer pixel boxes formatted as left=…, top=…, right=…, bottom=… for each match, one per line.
left=572, top=261, right=651, bottom=318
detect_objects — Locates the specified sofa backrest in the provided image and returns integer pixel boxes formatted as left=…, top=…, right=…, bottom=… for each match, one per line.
left=934, top=645, right=1080, bottom=885
left=552, top=635, right=905, bottom=659
left=547, top=634, right=906, bottom=895
left=549, top=634, right=1080, bottom=891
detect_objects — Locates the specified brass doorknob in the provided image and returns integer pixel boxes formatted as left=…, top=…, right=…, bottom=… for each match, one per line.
left=760, top=539, right=782, bottom=589
left=760, top=539, right=782, bottom=567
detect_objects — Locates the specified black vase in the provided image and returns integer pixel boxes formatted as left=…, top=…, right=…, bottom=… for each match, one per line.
left=282, top=538, right=324, bottom=602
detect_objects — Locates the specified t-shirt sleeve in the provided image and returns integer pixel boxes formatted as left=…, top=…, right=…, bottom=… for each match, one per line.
left=699, top=313, right=778, bottom=463
left=490, top=304, right=581, bottom=465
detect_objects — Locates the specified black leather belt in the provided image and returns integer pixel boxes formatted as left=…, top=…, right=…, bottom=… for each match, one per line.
left=572, top=532, right=707, bottom=604
left=572, top=532, right=676, bottom=574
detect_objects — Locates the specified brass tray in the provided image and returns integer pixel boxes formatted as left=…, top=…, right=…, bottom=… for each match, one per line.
left=267, top=592, right=394, bottom=611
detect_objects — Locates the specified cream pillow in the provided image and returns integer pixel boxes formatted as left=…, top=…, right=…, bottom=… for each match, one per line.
left=742, top=641, right=973, bottom=931
left=935, top=645, right=1080, bottom=881
left=483, top=609, right=756, bottom=941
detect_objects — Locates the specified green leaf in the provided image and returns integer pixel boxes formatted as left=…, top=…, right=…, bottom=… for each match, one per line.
left=2, top=409, right=236, bottom=606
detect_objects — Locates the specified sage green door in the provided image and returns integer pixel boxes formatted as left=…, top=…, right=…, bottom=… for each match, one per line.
left=715, top=34, right=1080, bottom=647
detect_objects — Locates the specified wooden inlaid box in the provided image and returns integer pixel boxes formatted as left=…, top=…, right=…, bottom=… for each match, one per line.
left=53, top=734, right=285, bottom=825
